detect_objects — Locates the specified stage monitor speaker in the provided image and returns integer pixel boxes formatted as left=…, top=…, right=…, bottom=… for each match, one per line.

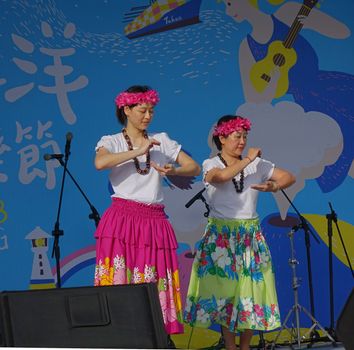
left=0, top=283, right=168, bottom=348
left=336, top=287, right=354, bottom=350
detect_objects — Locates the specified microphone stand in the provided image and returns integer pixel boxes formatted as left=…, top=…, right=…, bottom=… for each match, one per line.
left=270, top=224, right=335, bottom=350
left=257, top=331, right=266, bottom=350
left=51, top=141, right=70, bottom=288
left=326, top=202, right=353, bottom=339
left=49, top=133, right=101, bottom=288
left=280, top=189, right=320, bottom=340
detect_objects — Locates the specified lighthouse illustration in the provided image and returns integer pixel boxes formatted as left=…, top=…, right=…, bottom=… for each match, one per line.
left=26, top=226, right=56, bottom=289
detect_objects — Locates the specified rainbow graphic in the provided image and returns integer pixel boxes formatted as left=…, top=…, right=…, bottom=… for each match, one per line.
left=51, top=245, right=96, bottom=286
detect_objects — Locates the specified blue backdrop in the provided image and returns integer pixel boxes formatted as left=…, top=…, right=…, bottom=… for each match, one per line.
left=1, top=0, right=353, bottom=347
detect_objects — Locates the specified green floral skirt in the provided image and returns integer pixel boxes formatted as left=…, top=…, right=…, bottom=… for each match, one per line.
left=184, top=217, right=281, bottom=332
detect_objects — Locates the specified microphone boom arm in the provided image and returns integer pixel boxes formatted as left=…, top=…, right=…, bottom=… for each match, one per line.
left=56, top=158, right=101, bottom=227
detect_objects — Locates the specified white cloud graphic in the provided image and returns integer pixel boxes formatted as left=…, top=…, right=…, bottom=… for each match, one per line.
left=163, top=181, right=208, bottom=252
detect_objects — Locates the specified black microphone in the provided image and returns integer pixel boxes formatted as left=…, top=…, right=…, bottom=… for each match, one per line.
left=291, top=223, right=302, bottom=232
left=65, top=132, right=73, bottom=159
left=185, top=188, right=206, bottom=208
left=43, top=153, right=64, bottom=161
left=328, top=202, right=337, bottom=223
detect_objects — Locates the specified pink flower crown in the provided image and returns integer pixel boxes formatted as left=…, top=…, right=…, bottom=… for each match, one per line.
left=115, top=90, right=160, bottom=108
left=213, top=117, right=252, bottom=137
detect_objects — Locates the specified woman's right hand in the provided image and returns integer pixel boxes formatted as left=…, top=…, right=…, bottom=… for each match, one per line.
left=136, top=138, right=161, bottom=156
left=246, top=147, right=262, bottom=162
left=95, top=138, right=160, bottom=170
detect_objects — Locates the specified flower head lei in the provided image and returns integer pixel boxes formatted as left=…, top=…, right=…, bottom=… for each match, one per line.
left=213, top=117, right=252, bottom=137
left=115, top=89, right=160, bottom=108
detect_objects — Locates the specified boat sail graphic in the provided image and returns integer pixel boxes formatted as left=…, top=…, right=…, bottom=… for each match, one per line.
left=124, top=0, right=202, bottom=39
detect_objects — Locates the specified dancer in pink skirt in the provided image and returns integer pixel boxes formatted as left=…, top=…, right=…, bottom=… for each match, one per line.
left=93, top=85, right=200, bottom=335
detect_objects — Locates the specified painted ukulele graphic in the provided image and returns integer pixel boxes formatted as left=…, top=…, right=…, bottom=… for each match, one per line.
left=249, top=0, right=318, bottom=98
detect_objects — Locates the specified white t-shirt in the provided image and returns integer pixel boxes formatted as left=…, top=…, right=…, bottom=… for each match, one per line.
left=203, top=156, right=274, bottom=220
left=96, top=132, right=181, bottom=204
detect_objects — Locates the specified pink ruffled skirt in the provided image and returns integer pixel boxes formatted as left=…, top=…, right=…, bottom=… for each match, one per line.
left=94, top=197, right=184, bottom=334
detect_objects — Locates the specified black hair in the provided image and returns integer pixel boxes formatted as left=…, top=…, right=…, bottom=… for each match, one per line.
left=212, top=114, right=246, bottom=151
left=116, top=85, right=152, bottom=125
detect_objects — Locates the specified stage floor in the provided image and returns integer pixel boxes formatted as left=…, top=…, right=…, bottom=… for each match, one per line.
left=0, top=342, right=346, bottom=349
left=270, top=342, right=345, bottom=350
left=198, top=342, right=346, bottom=349
left=176, top=341, right=346, bottom=349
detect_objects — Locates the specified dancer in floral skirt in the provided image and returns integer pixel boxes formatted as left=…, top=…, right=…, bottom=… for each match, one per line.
left=184, top=115, right=295, bottom=350
left=94, top=85, right=200, bottom=335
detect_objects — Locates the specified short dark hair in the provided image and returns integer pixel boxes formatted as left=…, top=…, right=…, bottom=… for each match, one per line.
left=213, top=115, right=235, bottom=150
left=212, top=115, right=247, bottom=150
left=116, top=85, right=152, bottom=125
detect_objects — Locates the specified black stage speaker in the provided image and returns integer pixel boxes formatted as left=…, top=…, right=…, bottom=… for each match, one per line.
left=0, top=283, right=168, bottom=348
left=336, top=288, right=354, bottom=350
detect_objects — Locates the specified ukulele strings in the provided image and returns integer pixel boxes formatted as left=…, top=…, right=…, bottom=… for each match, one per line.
left=284, top=5, right=311, bottom=48
left=274, top=4, right=311, bottom=67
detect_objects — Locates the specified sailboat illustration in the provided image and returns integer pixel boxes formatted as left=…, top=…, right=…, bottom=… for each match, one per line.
left=124, top=0, right=202, bottom=39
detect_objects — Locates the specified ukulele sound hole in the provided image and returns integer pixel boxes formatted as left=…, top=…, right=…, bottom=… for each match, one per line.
left=273, top=53, right=285, bottom=67
left=261, top=73, right=271, bottom=82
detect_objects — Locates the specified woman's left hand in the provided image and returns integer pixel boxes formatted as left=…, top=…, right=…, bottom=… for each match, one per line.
left=151, top=161, right=177, bottom=176
left=251, top=181, right=279, bottom=192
